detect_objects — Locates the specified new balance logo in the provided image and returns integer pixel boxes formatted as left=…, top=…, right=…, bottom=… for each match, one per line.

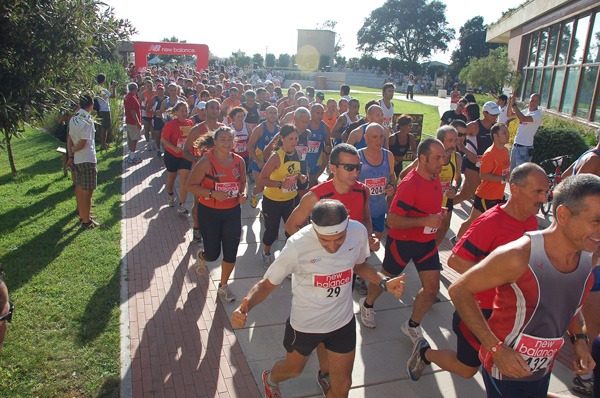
left=148, top=44, right=161, bottom=52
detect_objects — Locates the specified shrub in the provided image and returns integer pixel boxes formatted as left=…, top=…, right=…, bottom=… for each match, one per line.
left=532, top=126, right=589, bottom=174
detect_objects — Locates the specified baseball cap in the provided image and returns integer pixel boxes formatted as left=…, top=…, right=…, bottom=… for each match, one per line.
left=196, top=101, right=206, bottom=110
left=482, top=101, right=501, bottom=115
left=316, top=92, right=325, bottom=99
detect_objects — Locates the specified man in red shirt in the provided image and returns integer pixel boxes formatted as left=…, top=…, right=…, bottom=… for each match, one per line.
left=360, top=138, right=445, bottom=340
left=124, top=83, right=142, bottom=163
left=406, top=163, right=548, bottom=381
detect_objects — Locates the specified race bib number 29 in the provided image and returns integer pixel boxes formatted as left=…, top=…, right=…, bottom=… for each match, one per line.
left=313, top=269, right=352, bottom=299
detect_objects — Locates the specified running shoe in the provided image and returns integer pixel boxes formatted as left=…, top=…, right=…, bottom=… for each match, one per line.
left=250, top=193, right=258, bottom=208
left=407, top=338, right=430, bottom=381
left=401, top=320, right=424, bottom=344
left=571, top=375, right=594, bottom=395
left=167, top=194, right=175, bottom=207
left=354, top=276, right=368, bottom=295
left=359, top=297, right=376, bottom=328
left=218, top=284, right=236, bottom=302
left=126, top=157, right=136, bottom=164
left=317, top=370, right=330, bottom=396
left=194, top=251, right=207, bottom=275
left=177, top=204, right=189, bottom=215
left=133, top=157, right=142, bottom=164
left=193, top=229, right=202, bottom=243
left=262, top=370, right=282, bottom=398
left=262, top=252, right=273, bottom=269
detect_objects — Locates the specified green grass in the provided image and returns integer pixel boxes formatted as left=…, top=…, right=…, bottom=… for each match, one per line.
left=310, top=88, right=441, bottom=138
left=0, top=127, right=123, bottom=397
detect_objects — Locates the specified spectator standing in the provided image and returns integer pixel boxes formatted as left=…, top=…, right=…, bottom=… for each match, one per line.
left=93, top=73, right=117, bottom=150
left=124, top=83, right=142, bottom=164
left=508, top=93, right=543, bottom=170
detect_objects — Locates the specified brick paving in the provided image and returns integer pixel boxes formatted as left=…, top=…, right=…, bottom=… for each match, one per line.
left=123, top=148, right=260, bottom=397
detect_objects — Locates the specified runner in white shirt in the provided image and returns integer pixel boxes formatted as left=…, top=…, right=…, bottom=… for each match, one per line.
left=232, top=199, right=406, bottom=398
left=507, top=93, right=543, bottom=170
left=379, top=83, right=395, bottom=129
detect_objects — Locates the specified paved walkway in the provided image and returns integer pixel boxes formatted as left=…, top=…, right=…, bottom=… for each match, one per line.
left=121, top=102, right=583, bottom=397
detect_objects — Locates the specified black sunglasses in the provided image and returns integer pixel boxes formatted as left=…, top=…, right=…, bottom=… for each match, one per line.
left=0, top=302, right=13, bottom=323
left=458, top=133, right=466, bottom=137
left=334, top=162, right=363, bottom=172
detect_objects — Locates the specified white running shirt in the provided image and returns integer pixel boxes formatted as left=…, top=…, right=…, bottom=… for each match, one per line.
left=264, top=220, right=369, bottom=333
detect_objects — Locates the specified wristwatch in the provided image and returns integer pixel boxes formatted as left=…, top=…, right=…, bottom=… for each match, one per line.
left=277, top=181, right=282, bottom=189
left=571, top=334, right=589, bottom=344
left=379, top=277, right=391, bottom=292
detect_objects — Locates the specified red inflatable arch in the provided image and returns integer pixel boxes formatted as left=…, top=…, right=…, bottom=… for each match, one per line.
left=133, top=41, right=209, bottom=73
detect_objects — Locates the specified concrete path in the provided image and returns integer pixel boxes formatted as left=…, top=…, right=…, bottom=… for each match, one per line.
left=121, top=131, right=582, bottom=397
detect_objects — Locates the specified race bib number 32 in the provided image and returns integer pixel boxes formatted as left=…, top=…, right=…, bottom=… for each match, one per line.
left=513, top=333, right=564, bottom=373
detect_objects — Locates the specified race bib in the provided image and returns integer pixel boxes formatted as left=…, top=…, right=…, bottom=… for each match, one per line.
left=297, top=146, right=308, bottom=161
left=282, top=175, right=298, bottom=193
left=177, top=138, right=186, bottom=149
left=501, top=168, right=509, bottom=184
left=215, top=182, right=239, bottom=198
left=313, top=269, right=352, bottom=299
left=441, top=181, right=452, bottom=195
left=513, top=333, right=564, bottom=373
left=234, top=139, right=247, bottom=153
left=308, top=140, right=321, bottom=154
left=365, top=177, right=387, bottom=196
left=423, top=226, right=437, bottom=234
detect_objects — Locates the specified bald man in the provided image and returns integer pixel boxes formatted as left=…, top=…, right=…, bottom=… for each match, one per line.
left=346, top=104, right=390, bottom=150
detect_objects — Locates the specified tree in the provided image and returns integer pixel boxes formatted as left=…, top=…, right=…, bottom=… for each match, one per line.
left=278, top=53, right=291, bottom=68
left=0, top=0, right=134, bottom=176
left=459, top=47, right=521, bottom=95
left=265, top=53, right=276, bottom=68
left=357, top=0, right=454, bottom=68
left=448, top=16, right=502, bottom=77
left=252, top=53, right=264, bottom=68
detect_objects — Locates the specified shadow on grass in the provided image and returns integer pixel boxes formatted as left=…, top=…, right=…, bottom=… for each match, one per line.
left=1, top=209, right=81, bottom=292
left=95, top=374, right=120, bottom=398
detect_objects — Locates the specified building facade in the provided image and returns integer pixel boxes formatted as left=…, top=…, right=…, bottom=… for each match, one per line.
left=488, top=0, right=600, bottom=124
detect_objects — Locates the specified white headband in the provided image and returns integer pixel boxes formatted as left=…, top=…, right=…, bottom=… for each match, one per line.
left=311, top=217, right=349, bottom=235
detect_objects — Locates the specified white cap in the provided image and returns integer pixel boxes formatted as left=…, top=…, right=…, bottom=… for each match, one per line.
left=482, top=101, right=501, bottom=115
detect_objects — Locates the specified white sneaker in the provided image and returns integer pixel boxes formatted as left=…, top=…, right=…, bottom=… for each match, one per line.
left=218, top=284, right=236, bottom=302
left=401, top=320, right=424, bottom=344
left=359, top=297, right=376, bottom=328
left=167, top=194, right=175, bottom=207
left=261, top=252, right=273, bottom=269
left=177, top=204, right=189, bottom=214
left=194, top=251, right=207, bottom=275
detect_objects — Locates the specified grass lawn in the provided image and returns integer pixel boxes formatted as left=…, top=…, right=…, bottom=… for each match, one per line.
left=292, top=86, right=441, bottom=138
left=0, top=127, right=123, bottom=397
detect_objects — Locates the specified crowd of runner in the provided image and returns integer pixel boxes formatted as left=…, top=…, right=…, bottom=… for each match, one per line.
left=116, top=65, right=599, bottom=398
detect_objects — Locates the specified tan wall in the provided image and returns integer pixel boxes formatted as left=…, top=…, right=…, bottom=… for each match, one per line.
left=297, top=30, right=335, bottom=68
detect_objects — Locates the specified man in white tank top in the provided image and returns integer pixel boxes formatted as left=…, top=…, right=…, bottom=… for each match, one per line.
left=379, top=82, right=395, bottom=128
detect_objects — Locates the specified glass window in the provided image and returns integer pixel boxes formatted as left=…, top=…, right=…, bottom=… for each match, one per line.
left=576, top=66, right=598, bottom=118
left=521, top=35, right=532, bottom=68
left=522, top=69, right=534, bottom=99
left=533, top=69, right=543, bottom=93
left=557, top=20, right=573, bottom=65
left=587, top=12, right=600, bottom=63
left=561, top=67, right=581, bottom=114
left=529, top=32, right=539, bottom=67
left=570, top=15, right=591, bottom=64
left=547, top=25, right=560, bottom=65
left=540, top=69, right=552, bottom=107
left=594, top=99, right=600, bottom=122
left=549, top=68, right=565, bottom=110
left=537, top=29, right=548, bottom=65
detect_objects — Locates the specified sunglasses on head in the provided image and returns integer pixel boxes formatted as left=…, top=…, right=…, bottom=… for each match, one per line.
left=0, top=302, right=13, bottom=323
left=334, top=162, right=362, bottom=172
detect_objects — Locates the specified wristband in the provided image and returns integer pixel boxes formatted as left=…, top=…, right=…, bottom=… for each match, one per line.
left=490, top=341, right=503, bottom=355
left=379, top=277, right=391, bottom=292
left=571, top=334, right=589, bottom=344
left=208, top=189, right=212, bottom=198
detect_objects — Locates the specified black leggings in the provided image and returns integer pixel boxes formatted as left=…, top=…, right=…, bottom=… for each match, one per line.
left=197, top=203, right=241, bottom=263
left=262, top=196, right=294, bottom=247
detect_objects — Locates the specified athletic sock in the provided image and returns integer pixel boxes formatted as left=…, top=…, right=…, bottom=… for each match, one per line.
left=408, top=319, right=420, bottom=328
left=266, top=373, right=278, bottom=387
left=580, top=371, right=593, bottom=380
left=419, top=346, right=431, bottom=365
left=363, top=301, right=374, bottom=308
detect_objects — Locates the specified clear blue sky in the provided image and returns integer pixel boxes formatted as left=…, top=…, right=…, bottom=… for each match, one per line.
left=105, top=0, right=525, bottom=64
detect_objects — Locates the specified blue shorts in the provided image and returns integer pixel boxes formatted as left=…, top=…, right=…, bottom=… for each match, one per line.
left=591, top=266, right=600, bottom=292
left=250, top=160, right=262, bottom=173
left=481, top=369, right=550, bottom=398
left=371, top=213, right=386, bottom=233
